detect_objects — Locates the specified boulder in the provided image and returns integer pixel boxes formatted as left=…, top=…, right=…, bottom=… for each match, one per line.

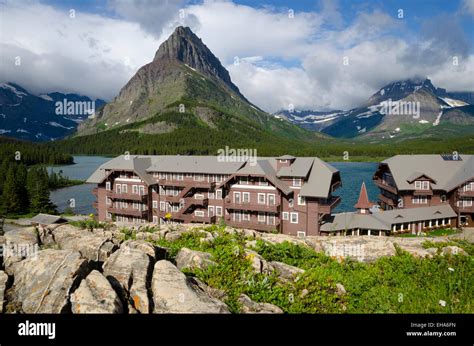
left=175, top=248, right=216, bottom=271
left=53, top=224, right=117, bottom=262
left=441, top=246, right=468, bottom=256
left=0, top=271, right=8, bottom=313
left=152, top=260, right=229, bottom=313
left=8, top=249, right=88, bottom=313
left=121, top=240, right=167, bottom=260
left=238, top=294, right=283, bottom=314
left=164, top=229, right=190, bottom=242
left=103, top=246, right=153, bottom=314
left=269, top=261, right=305, bottom=282
left=244, top=249, right=272, bottom=274
left=3, top=227, right=39, bottom=270
left=71, top=270, right=123, bottom=314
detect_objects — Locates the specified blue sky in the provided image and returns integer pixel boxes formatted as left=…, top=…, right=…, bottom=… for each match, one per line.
left=1, top=0, right=473, bottom=111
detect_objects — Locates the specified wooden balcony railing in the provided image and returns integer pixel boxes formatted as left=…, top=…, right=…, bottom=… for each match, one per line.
left=106, top=190, right=148, bottom=202
left=158, top=179, right=215, bottom=189
left=378, top=194, right=397, bottom=207
left=224, top=198, right=280, bottom=213
left=108, top=207, right=148, bottom=217
left=373, top=178, right=398, bottom=194
left=458, top=189, right=474, bottom=197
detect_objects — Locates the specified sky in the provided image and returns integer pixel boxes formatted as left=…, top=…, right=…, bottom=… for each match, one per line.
left=0, top=0, right=473, bottom=112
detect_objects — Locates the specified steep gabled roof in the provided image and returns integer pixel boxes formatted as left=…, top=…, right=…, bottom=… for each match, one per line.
left=277, top=157, right=313, bottom=178
left=381, top=154, right=474, bottom=191
left=300, top=158, right=339, bottom=198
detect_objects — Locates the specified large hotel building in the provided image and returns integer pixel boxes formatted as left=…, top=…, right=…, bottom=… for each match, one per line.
left=87, top=155, right=342, bottom=236
left=87, top=154, right=474, bottom=236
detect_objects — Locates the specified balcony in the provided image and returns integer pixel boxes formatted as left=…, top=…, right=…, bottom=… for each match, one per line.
left=319, top=196, right=341, bottom=214
left=224, top=198, right=280, bottom=213
left=184, top=215, right=216, bottom=224
left=108, top=207, right=148, bottom=218
left=374, top=178, right=398, bottom=195
left=186, top=197, right=209, bottom=207
left=378, top=194, right=397, bottom=207
left=458, top=189, right=474, bottom=197
left=106, top=190, right=148, bottom=202
left=455, top=204, right=474, bottom=213
left=158, top=179, right=215, bottom=189
left=413, top=189, right=433, bottom=196
left=226, top=219, right=280, bottom=232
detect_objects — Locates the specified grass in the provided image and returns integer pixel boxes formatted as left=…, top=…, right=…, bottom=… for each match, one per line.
left=395, top=228, right=461, bottom=238
left=149, top=225, right=474, bottom=313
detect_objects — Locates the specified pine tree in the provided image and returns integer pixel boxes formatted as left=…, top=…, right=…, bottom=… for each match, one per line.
left=27, top=167, right=57, bottom=214
left=1, top=165, right=22, bottom=214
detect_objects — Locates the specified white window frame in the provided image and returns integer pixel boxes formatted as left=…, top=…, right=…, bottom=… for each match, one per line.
left=233, top=191, right=241, bottom=204
left=297, top=195, right=305, bottom=205
left=152, top=200, right=158, bottom=208
left=258, top=193, right=266, bottom=204
left=160, top=201, right=166, bottom=211
left=257, top=212, right=265, bottom=223
left=267, top=193, right=275, bottom=206
left=194, top=174, right=204, bottom=181
left=297, top=231, right=306, bottom=238
left=267, top=214, right=275, bottom=225
left=293, top=178, right=302, bottom=187
left=243, top=192, right=250, bottom=203
left=216, top=189, right=223, bottom=199
left=259, top=178, right=268, bottom=186
left=106, top=196, right=111, bottom=205
left=106, top=182, right=111, bottom=191
left=290, top=212, right=298, bottom=224
left=216, top=206, right=223, bottom=216
left=282, top=212, right=289, bottom=220
left=242, top=212, right=250, bottom=221
left=208, top=206, right=215, bottom=217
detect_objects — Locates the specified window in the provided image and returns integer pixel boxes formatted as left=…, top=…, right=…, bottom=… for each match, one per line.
left=106, top=212, right=112, bottom=220
left=268, top=194, right=275, bottom=206
left=106, top=196, right=111, bottom=205
left=279, top=159, right=288, bottom=163
left=186, top=173, right=192, bottom=178
left=122, top=201, right=128, bottom=208
left=290, top=212, right=298, bottom=224
left=259, top=178, right=268, bottom=186
left=412, top=196, right=428, bottom=204
left=258, top=193, right=265, bottom=204
left=139, top=186, right=145, bottom=196
left=153, top=216, right=158, bottom=223
left=415, top=180, right=430, bottom=190
left=105, top=182, right=111, bottom=191
left=208, top=192, right=215, bottom=199
left=195, top=193, right=204, bottom=200
left=132, top=202, right=138, bottom=210
left=159, top=172, right=166, bottom=180
left=282, top=212, right=289, bottom=220
left=159, top=186, right=165, bottom=195
left=258, top=212, right=265, bottom=223
left=216, top=189, right=223, bottom=199
left=216, top=174, right=223, bottom=182
left=441, top=195, right=447, bottom=203
left=233, top=192, right=241, bottom=204
left=176, top=173, right=184, bottom=181
left=297, top=231, right=306, bottom=238
left=233, top=211, right=242, bottom=222
left=243, top=192, right=250, bottom=203
left=267, top=214, right=275, bottom=225
left=216, top=206, right=223, bottom=216
left=194, top=174, right=204, bottom=181
left=160, top=202, right=165, bottom=211
left=132, top=185, right=138, bottom=194
left=208, top=206, right=215, bottom=217
left=152, top=200, right=158, bottom=208
left=195, top=210, right=205, bottom=217
left=298, top=195, right=305, bottom=205
left=116, top=184, right=122, bottom=194
left=122, top=184, right=128, bottom=194
left=293, top=178, right=302, bottom=187
left=242, top=212, right=250, bottom=221
left=240, top=177, right=249, bottom=185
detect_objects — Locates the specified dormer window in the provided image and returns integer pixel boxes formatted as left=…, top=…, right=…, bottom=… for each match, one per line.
left=415, top=181, right=429, bottom=190
left=259, top=178, right=268, bottom=186
left=293, top=178, right=302, bottom=187
left=279, top=159, right=288, bottom=163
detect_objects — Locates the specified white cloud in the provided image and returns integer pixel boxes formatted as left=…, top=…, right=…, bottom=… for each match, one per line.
left=462, top=0, right=474, bottom=16
left=0, top=0, right=472, bottom=113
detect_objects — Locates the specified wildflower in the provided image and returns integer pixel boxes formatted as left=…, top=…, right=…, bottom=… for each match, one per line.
left=439, top=300, right=446, bottom=307
left=448, top=267, right=454, bottom=272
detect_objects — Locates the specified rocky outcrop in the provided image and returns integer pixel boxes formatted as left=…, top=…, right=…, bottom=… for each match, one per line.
left=238, top=294, right=283, bottom=314
left=269, top=261, right=305, bottom=282
left=441, top=246, right=468, bottom=256
left=102, top=246, right=153, bottom=313
left=176, top=248, right=216, bottom=271
left=8, top=250, right=88, bottom=313
left=121, top=240, right=167, bottom=261
left=245, top=249, right=272, bottom=274
left=71, top=270, right=123, bottom=314
left=0, top=271, right=8, bottom=313
left=53, top=224, right=117, bottom=262
left=3, top=227, right=39, bottom=270
left=152, top=260, right=229, bottom=313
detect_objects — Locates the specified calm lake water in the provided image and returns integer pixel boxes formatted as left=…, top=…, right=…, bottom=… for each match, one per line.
left=49, top=157, right=378, bottom=215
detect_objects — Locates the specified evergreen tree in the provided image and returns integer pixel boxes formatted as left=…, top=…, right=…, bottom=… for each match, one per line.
left=27, top=167, right=57, bottom=214
left=1, top=165, right=22, bottom=214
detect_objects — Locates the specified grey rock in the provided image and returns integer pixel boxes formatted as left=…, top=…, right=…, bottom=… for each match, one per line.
left=152, top=260, right=229, bottom=313
left=245, top=249, right=272, bottom=274
left=175, top=248, right=216, bottom=271
left=103, top=246, right=153, bottom=313
left=336, top=283, right=347, bottom=296
left=9, top=249, right=88, bottom=313
left=3, top=227, right=39, bottom=271
left=238, top=294, right=283, bottom=314
left=71, top=270, right=123, bottom=313
left=441, top=246, right=468, bottom=256
left=0, top=271, right=8, bottom=313
left=269, top=261, right=305, bottom=282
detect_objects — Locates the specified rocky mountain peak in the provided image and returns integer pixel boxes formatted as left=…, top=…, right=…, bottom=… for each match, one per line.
left=153, top=26, right=240, bottom=95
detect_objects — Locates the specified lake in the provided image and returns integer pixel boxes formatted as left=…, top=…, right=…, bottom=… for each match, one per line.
left=49, top=157, right=379, bottom=215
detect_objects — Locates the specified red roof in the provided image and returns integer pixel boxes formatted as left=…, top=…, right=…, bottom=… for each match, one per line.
left=354, top=182, right=374, bottom=209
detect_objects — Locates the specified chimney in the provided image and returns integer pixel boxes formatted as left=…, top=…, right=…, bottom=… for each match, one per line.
left=276, top=155, right=295, bottom=170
